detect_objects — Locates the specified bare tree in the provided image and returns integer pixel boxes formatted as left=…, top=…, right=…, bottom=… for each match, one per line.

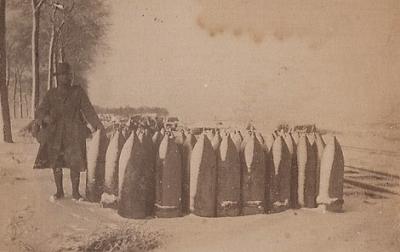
left=19, top=72, right=23, bottom=118
left=31, top=0, right=45, bottom=118
left=0, top=0, right=13, bottom=142
left=12, top=70, right=16, bottom=118
left=47, top=0, right=72, bottom=90
left=5, top=41, right=12, bottom=88
left=9, top=0, right=109, bottom=110
left=24, top=93, right=29, bottom=117
left=46, top=18, right=56, bottom=89
left=59, top=0, right=109, bottom=91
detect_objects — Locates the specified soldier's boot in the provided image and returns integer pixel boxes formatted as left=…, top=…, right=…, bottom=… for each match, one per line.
left=50, top=168, right=64, bottom=201
left=70, top=169, right=83, bottom=201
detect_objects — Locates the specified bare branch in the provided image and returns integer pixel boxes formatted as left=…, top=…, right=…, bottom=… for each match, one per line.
left=53, top=3, right=64, bottom=10
left=66, top=0, right=75, bottom=13
left=55, top=21, right=65, bottom=40
left=35, top=0, right=46, bottom=10
left=50, top=6, right=56, bottom=23
left=58, top=20, right=65, bottom=31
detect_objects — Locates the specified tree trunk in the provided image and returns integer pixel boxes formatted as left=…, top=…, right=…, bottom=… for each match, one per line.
left=19, top=73, right=23, bottom=118
left=59, top=45, right=65, bottom=63
left=53, top=44, right=58, bottom=87
left=31, top=0, right=41, bottom=118
left=24, top=93, right=29, bottom=118
left=13, top=71, right=16, bottom=118
left=0, top=0, right=13, bottom=143
left=5, top=55, right=9, bottom=87
left=47, top=25, right=56, bottom=90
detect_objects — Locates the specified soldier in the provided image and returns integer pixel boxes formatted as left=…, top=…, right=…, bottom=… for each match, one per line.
left=32, top=62, right=104, bottom=202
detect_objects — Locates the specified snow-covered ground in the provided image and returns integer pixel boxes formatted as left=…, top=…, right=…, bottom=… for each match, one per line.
left=0, top=119, right=399, bottom=251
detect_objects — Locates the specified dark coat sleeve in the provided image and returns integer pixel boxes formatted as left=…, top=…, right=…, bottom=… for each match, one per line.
left=78, top=87, right=104, bottom=131
left=34, top=90, right=53, bottom=124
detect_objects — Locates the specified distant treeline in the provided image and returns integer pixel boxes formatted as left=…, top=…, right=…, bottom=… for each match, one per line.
left=94, top=105, right=169, bottom=118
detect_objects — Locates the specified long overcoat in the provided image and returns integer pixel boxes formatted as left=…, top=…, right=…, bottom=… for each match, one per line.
left=33, top=85, right=104, bottom=171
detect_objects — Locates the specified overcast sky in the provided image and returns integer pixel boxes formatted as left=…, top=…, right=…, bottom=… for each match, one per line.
left=88, top=0, right=400, bottom=128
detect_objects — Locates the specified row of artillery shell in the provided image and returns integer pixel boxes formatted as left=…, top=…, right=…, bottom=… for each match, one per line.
left=87, top=128, right=344, bottom=219
left=196, top=130, right=344, bottom=214
left=101, top=129, right=198, bottom=218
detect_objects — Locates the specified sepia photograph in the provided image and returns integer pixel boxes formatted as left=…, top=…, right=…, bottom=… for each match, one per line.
left=0, top=0, right=399, bottom=251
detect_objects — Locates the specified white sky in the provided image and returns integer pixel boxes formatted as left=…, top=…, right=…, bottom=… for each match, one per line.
left=88, top=0, right=400, bottom=128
